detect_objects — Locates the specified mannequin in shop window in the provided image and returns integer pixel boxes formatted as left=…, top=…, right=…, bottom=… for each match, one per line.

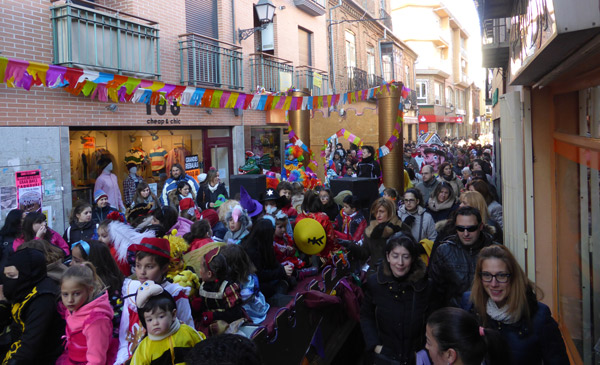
left=123, top=163, right=143, bottom=207
left=160, top=163, right=200, bottom=207
left=197, top=168, right=229, bottom=210
left=94, top=156, right=125, bottom=212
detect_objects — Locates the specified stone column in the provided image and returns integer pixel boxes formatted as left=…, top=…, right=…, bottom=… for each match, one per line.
left=377, top=82, right=404, bottom=194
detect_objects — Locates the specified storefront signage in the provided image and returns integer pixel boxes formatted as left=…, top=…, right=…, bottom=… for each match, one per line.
left=418, top=115, right=463, bottom=123
left=15, top=169, right=42, bottom=213
left=185, top=155, right=201, bottom=181
left=146, top=103, right=182, bottom=125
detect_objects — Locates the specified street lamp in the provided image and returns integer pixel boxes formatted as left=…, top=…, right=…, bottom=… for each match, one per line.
left=445, top=104, right=454, bottom=115
left=238, top=0, right=276, bottom=43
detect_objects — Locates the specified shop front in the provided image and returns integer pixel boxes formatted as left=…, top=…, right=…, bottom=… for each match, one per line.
left=69, top=127, right=233, bottom=205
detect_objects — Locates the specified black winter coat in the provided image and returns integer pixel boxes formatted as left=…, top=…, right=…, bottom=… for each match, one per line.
left=197, top=183, right=229, bottom=210
left=243, top=244, right=287, bottom=299
left=357, top=156, right=381, bottom=178
left=0, top=277, right=64, bottom=365
left=360, top=259, right=437, bottom=364
left=428, top=232, right=496, bottom=307
left=63, top=220, right=97, bottom=248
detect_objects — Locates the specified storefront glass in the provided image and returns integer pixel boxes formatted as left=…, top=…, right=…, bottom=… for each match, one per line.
left=247, top=127, right=283, bottom=174
left=69, top=129, right=208, bottom=205
left=555, top=86, right=600, bottom=363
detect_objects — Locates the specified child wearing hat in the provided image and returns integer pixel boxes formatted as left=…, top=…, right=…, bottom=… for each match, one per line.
left=92, top=189, right=120, bottom=225
left=131, top=281, right=205, bottom=364
left=191, top=247, right=245, bottom=335
left=223, top=205, right=251, bottom=245
left=115, top=237, right=194, bottom=365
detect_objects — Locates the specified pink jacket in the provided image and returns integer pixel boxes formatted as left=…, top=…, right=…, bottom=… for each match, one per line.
left=63, top=291, right=116, bottom=365
left=13, top=229, right=70, bottom=255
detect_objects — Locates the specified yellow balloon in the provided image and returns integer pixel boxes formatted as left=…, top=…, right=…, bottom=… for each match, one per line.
left=294, top=218, right=327, bottom=255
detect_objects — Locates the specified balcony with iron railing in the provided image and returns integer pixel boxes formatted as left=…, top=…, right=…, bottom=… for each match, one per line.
left=482, top=17, right=510, bottom=68
left=50, top=0, right=160, bottom=78
left=367, top=73, right=384, bottom=88
left=346, top=66, right=368, bottom=92
left=295, top=66, right=329, bottom=96
left=178, top=33, right=243, bottom=90
left=250, top=53, right=294, bottom=93
left=380, top=8, right=393, bottom=30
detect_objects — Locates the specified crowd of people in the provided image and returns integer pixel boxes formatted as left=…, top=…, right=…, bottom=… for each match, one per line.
left=0, top=139, right=570, bottom=365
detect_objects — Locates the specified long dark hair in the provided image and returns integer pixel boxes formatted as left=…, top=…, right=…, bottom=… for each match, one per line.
left=383, top=232, right=420, bottom=277
left=221, top=244, right=256, bottom=284
left=22, top=212, right=51, bottom=242
left=0, top=209, right=23, bottom=238
left=301, top=190, right=322, bottom=213
left=152, top=206, right=178, bottom=235
left=75, top=240, right=124, bottom=294
left=427, top=307, right=509, bottom=365
left=70, top=201, right=92, bottom=225
left=241, top=218, right=277, bottom=269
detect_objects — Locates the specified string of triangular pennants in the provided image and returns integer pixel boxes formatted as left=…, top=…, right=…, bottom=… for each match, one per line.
left=0, top=56, right=411, bottom=112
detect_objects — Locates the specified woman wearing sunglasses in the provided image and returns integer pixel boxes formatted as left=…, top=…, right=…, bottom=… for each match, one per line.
left=468, top=245, right=569, bottom=364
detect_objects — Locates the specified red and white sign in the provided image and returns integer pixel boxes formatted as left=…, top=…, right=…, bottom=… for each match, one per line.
left=418, top=115, right=464, bottom=123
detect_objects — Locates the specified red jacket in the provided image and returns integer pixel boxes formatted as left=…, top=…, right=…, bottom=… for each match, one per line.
left=189, top=237, right=214, bottom=251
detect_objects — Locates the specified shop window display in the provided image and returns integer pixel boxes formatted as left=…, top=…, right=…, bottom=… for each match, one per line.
left=69, top=130, right=204, bottom=207
left=249, top=128, right=283, bottom=174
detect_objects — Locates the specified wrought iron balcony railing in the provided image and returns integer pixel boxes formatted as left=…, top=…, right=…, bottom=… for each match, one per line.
left=347, top=66, right=368, bottom=92
left=178, top=33, right=243, bottom=90
left=50, top=1, right=160, bottom=78
left=249, top=53, right=294, bottom=93
left=295, top=66, right=329, bottom=96
left=367, top=73, right=384, bottom=88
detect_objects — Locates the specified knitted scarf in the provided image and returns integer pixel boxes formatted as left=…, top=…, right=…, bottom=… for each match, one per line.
left=208, top=183, right=219, bottom=193
left=486, top=298, right=517, bottom=324
left=427, top=197, right=455, bottom=212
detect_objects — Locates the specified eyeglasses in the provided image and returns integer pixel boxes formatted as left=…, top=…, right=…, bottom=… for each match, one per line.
left=403, top=198, right=416, bottom=203
left=455, top=225, right=479, bottom=232
left=480, top=272, right=511, bottom=283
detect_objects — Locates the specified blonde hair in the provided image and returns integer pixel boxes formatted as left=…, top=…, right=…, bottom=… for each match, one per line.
left=370, top=197, right=396, bottom=221
left=61, top=262, right=106, bottom=301
left=470, top=245, right=539, bottom=326
left=460, top=191, right=490, bottom=223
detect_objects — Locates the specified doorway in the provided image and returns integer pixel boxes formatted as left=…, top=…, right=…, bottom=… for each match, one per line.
left=202, top=129, right=233, bottom=191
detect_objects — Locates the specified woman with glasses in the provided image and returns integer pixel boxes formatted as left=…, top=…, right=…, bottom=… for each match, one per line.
left=468, top=245, right=569, bottom=364
left=397, top=188, right=437, bottom=242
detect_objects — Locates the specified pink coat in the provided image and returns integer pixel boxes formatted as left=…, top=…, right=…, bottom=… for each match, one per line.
left=13, top=229, right=70, bottom=255
left=61, top=291, right=116, bottom=365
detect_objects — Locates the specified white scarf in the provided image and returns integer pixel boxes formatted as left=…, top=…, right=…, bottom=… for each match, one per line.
left=147, top=318, right=181, bottom=341
left=486, top=298, right=517, bottom=324
left=208, top=183, right=219, bottom=193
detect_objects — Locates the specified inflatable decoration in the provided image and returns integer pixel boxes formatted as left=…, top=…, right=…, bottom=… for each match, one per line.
left=294, top=218, right=327, bottom=255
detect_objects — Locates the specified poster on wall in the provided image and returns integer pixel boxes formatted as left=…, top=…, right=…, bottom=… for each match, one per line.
left=15, top=170, right=43, bottom=213
left=0, top=186, right=18, bottom=213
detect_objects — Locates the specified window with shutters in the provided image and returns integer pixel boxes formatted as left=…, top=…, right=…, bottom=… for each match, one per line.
left=298, top=27, right=312, bottom=67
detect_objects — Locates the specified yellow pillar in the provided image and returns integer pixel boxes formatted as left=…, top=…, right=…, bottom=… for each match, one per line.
left=377, top=82, right=404, bottom=194
left=288, top=88, right=311, bottom=161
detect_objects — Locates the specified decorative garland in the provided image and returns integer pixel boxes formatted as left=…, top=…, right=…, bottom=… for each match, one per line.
left=0, top=56, right=410, bottom=112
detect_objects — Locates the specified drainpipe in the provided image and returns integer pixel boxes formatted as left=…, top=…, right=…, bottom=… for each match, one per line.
left=329, top=0, right=342, bottom=94
left=232, top=0, right=236, bottom=43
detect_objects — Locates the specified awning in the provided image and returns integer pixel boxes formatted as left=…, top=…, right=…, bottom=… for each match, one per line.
left=417, top=115, right=464, bottom=124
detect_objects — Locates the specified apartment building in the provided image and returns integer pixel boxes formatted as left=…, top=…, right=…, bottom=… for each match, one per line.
left=391, top=0, right=476, bottom=139
left=0, top=0, right=328, bottom=228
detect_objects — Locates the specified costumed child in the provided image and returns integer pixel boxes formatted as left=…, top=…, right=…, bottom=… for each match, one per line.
left=262, top=188, right=293, bottom=237
left=131, top=281, right=205, bottom=364
left=115, top=237, right=194, bottom=365
left=184, top=219, right=214, bottom=251
left=223, top=205, right=251, bottom=245
left=275, top=181, right=297, bottom=221
left=334, top=195, right=367, bottom=242
left=220, top=244, right=269, bottom=324
left=70, top=239, right=124, bottom=340
left=192, top=247, right=246, bottom=335
left=59, top=262, right=116, bottom=365
left=97, top=217, right=156, bottom=277
left=273, top=211, right=304, bottom=270
left=179, top=197, right=202, bottom=222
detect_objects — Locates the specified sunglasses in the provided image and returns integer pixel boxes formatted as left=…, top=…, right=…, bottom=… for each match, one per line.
left=455, top=225, right=479, bottom=232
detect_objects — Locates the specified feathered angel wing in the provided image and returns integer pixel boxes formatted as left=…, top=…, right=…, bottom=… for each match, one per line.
left=108, top=221, right=155, bottom=262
